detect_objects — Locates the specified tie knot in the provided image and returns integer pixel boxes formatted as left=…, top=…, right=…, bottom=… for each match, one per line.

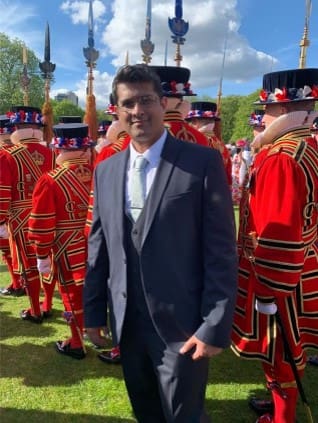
left=134, top=155, right=148, bottom=170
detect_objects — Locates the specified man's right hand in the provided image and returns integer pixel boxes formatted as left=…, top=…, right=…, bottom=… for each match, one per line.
left=85, top=327, right=109, bottom=348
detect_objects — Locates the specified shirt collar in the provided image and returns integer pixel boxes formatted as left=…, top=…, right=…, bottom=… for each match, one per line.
left=129, top=129, right=167, bottom=168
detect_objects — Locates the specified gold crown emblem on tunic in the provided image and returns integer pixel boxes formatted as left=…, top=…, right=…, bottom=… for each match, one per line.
left=74, top=165, right=91, bottom=182
left=31, top=149, right=45, bottom=166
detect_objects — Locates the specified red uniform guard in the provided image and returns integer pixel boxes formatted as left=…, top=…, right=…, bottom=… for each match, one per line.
left=29, top=123, right=94, bottom=359
left=0, top=114, right=24, bottom=296
left=231, top=68, right=318, bottom=423
left=0, top=106, right=56, bottom=322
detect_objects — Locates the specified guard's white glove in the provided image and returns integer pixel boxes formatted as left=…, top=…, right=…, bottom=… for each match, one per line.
left=255, top=298, right=277, bottom=315
left=37, top=256, right=52, bottom=274
left=0, top=224, right=9, bottom=239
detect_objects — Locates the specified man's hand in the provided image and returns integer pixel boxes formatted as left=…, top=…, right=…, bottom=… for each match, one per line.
left=179, top=335, right=223, bottom=361
left=37, top=256, right=52, bottom=274
left=85, top=327, right=109, bottom=348
left=0, top=224, right=9, bottom=239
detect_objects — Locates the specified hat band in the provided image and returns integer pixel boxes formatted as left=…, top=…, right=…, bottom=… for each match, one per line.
left=187, top=110, right=218, bottom=119
left=98, top=125, right=110, bottom=132
left=51, top=136, right=95, bottom=149
left=0, top=127, right=14, bottom=134
left=249, top=113, right=265, bottom=127
left=104, top=104, right=117, bottom=115
left=162, top=80, right=194, bottom=96
left=259, top=85, right=318, bottom=103
left=7, top=110, right=43, bottom=125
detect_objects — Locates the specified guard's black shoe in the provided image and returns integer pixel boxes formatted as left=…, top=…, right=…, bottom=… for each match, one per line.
left=42, top=310, right=53, bottom=319
left=0, top=287, right=26, bottom=296
left=55, top=341, right=86, bottom=360
left=249, top=398, right=273, bottom=415
left=13, top=287, right=26, bottom=297
left=98, top=347, right=121, bottom=364
left=308, top=355, right=318, bottom=366
left=0, top=286, right=15, bottom=296
left=20, top=309, right=43, bottom=324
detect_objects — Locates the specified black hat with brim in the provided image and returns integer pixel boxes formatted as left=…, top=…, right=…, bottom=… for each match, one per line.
left=248, top=109, right=265, bottom=127
left=59, top=116, right=82, bottom=123
left=185, top=101, right=220, bottom=120
left=0, top=114, right=14, bottom=134
left=254, top=68, right=318, bottom=105
left=51, top=123, right=96, bottom=149
left=7, top=106, right=44, bottom=126
left=98, top=120, right=111, bottom=133
left=149, top=66, right=196, bottom=97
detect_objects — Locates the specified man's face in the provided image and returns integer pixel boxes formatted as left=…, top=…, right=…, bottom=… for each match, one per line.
left=115, top=82, right=167, bottom=151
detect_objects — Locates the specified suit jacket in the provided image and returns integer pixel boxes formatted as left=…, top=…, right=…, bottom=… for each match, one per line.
left=84, top=133, right=238, bottom=351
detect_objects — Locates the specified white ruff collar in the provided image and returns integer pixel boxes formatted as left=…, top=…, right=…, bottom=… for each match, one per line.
left=11, top=128, right=43, bottom=145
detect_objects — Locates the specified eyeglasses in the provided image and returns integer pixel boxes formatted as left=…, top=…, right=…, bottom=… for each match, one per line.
left=117, top=95, right=159, bottom=111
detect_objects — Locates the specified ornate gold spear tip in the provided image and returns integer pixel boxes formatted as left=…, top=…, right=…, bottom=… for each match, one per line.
left=83, top=0, right=99, bottom=141
left=168, top=0, right=189, bottom=67
left=83, top=0, right=99, bottom=65
left=39, top=22, right=56, bottom=79
left=140, top=0, right=154, bottom=64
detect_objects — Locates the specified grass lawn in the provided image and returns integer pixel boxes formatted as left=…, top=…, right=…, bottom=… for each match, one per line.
left=1, top=265, right=317, bottom=422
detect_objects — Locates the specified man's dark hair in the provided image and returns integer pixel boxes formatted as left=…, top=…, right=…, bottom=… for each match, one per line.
left=112, top=64, right=163, bottom=105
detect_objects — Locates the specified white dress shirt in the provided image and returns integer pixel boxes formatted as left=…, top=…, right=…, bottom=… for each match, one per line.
left=126, top=130, right=167, bottom=214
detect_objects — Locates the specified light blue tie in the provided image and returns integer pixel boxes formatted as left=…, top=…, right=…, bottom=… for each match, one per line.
left=130, top=155, right=149, bottom=221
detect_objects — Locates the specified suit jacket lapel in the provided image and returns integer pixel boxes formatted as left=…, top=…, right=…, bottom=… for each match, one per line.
left=141, top=134, right=183, bottom=246
left=113, top=148, right=129, bottom=243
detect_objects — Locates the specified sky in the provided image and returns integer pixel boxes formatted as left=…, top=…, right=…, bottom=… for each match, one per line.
left=0, top=0, right=317, bottom=109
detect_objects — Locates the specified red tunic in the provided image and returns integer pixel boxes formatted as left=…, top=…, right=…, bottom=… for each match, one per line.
left=28, top=159, right=93, bottom=285
left=94, top=131, right=129, bottom=167
left=232, top=128, right=318, bottom=369
left=204, top=131, right=232, bottom=185
left=0, top=145, right=21, bottom=288
left=0, top=141, right=56, bottom=273
left=163, top=110, right=209, bottom=146
left=0, top=146, right=11, bottom=254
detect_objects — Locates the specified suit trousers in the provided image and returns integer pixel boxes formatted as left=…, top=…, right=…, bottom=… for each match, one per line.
left=120, top=314, right=210, bottom=423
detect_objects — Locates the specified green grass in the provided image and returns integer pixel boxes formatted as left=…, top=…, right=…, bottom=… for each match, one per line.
left=1, top=264, right=317, bottom=423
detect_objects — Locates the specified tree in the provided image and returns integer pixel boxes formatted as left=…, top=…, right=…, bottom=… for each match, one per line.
left=0, top=33, right=45, bottom=113
left=51, top=100, right=85, bottom=123
left=97, top=109, right=112, bottom=124
left=230, top=92, right=260, bottom=142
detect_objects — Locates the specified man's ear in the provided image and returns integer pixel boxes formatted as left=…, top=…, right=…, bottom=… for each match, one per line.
left=160, top=96, right=168, bottom=110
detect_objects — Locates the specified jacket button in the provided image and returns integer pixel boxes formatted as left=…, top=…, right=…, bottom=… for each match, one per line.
left=132, top=229, right=138, bottom=235
left=122, top=292, right=127, bottom=298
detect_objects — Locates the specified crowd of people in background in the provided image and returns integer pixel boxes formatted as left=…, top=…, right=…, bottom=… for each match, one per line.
left=0, top=63, right=317, bottom=423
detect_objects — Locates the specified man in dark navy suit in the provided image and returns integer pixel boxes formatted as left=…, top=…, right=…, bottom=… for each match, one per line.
left=84, top=64, right=238, bottom=423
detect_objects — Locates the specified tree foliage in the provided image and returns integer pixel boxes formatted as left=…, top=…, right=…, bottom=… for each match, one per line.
left=0, top=33, right=45, bottom=113
left=51, top=99, right=85, bottom=123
